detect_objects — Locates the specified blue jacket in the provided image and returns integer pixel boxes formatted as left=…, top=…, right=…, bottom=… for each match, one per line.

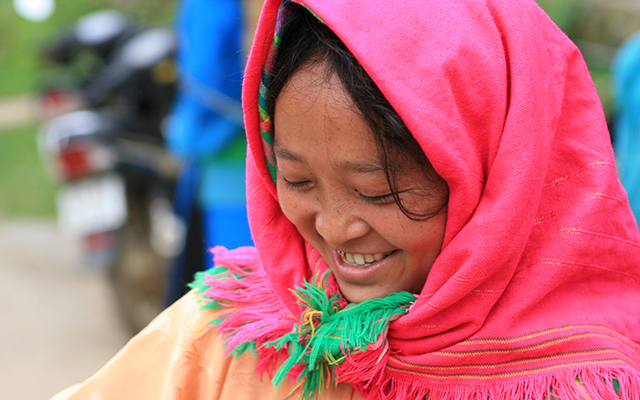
left=167, top=0, right=245, bottom=164
left=613, top=32, right=640, bottom=222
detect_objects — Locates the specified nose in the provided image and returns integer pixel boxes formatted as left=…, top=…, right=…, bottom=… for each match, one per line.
left=314, top=196, right=371, bottom=246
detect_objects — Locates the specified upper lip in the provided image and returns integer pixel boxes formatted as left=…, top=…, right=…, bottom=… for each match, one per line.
left=335, top=249, right=396, bottom=264
left=334, top=247, right=395, bottom=255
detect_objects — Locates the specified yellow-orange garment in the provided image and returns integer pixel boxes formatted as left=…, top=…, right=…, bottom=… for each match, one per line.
left=50, top=291, right=362, bottom=400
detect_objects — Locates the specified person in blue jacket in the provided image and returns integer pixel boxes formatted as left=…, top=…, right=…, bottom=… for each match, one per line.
left=164, top=0, right=253, bottom=303
left=612, top=31, right=640, bottom=225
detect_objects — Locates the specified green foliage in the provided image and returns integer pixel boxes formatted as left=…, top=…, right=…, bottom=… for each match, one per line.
left=0, top=0, right=178, bottom=217
left=0, top=124, right=56, bottom=217
left=0, top=1, right=99, bottom=96
left=535, top=0, right=585, bottom=38
left=536, top=0, right=614, bottom=119
left=590, top=66, right=613, bottom=120
left=0, top=0, right=177, bottom=97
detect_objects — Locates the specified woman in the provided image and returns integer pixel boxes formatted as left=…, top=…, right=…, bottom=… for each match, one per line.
left=51, top=0, right=640, bottom=399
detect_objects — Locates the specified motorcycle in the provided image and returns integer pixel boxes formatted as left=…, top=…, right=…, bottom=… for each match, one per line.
left=37, top=10, right=186, bottom=333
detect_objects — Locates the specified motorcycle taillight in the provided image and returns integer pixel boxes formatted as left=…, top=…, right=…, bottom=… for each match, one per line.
left=41, top=89, right=85, bottom=119
left=57, top=143, right=117, bottom=180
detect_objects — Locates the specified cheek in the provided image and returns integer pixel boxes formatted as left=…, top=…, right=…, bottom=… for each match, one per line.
left=408, top=213, right=447, bottom=255
left=381, top=210, right=447, bottom=255
left=277, top=184, right=316, bottom=235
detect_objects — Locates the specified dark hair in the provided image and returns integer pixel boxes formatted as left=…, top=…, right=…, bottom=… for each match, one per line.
left=267, top=4, right=448, bottom=220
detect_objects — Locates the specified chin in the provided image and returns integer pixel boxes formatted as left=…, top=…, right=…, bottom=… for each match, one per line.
left=337, top=282, right=395, bottom=304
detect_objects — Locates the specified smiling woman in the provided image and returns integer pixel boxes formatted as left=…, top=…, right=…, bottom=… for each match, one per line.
left=51, top=0, right=640, bottom=399
left=274, top=62, right=448, bottom=303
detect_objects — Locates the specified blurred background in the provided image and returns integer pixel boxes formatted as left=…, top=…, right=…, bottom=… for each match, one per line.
left=0, top=0, right=639, bottom=398
left=1, top=1, right=178, bottom=399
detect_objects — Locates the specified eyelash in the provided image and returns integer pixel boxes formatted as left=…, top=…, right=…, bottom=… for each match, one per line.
left=358, top=192, right=395, bottom=205
left=280, top=175, right=396, bottom=205
left=280, top=175, right=310, bottom=189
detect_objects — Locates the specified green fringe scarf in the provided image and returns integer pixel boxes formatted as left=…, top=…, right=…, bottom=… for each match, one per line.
left=190, top=263, right=415, bottom=399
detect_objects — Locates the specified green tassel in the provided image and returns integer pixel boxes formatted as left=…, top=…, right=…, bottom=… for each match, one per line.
left=189, top=270, right=212, bottom=293
left=189, top=266, right=261, bottom=357
left=191, top=267, right=415, bottom=399
left=230, top=341, right=258, bottom=358
left=189, top=266, right=252, bottom=310
left=265, top=273, right=415, bottom=399
left=189, top=268, right=231, bottom=311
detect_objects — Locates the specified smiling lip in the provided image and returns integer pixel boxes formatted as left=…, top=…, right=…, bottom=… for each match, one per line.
left=331, top=248, right=397, bottom=283
left=337, top=250, right=394, bottom=267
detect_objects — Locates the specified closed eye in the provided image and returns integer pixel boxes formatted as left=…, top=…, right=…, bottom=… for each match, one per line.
left=357, top=191, right=396, bottom=205
left=280, top=174, right=311, bottom=189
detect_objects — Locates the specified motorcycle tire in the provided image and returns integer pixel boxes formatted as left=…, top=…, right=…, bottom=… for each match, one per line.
left=108, top=192, right=169, bottom=334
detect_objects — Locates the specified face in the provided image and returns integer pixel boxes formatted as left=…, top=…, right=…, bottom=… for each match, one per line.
left=273, top=62, right=448, bottom=303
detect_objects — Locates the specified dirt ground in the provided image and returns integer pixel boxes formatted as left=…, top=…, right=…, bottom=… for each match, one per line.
left=0, top=94, right=36, bottom=130
left=0, top=219, right=131, bottom=400
left=0, top=98, right=139, bottom=398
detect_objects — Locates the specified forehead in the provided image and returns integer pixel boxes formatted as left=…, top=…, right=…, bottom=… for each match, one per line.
left=273, top=63, right=383, bottom=168
left=275, top=62, right=352, bottom=123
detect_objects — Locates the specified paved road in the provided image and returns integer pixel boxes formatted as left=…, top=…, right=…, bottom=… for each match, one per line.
left=0, top=219, right=131, bottom=400
left=0, top=94, right=35, bottom=130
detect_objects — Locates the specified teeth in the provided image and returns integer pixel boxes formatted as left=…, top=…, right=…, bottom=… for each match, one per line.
left=345, top=253, right=355, bottom=263
left=338, top=250, right=392, bottom=266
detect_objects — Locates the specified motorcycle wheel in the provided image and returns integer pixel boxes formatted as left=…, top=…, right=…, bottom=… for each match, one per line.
left=109, top=193, right=169, bottom=334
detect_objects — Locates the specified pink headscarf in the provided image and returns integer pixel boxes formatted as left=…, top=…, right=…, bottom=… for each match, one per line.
left=205, top=0, right=640, bottom=398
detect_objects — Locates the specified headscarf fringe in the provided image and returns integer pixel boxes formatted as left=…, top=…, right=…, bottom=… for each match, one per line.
left=191, top=247, right=415, bottom=399
left=350, top=366, right=640, bottom=400
left=263, top=272, right=415, bottom=399
left=190, top=247, right=639, bottom=400
left=189, top=246, right=293, bottom=364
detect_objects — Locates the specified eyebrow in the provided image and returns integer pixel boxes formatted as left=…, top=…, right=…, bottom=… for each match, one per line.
left=273, top=144, right=385, bottom=175
left=273, top=146, right=300, bottom=162
left=340, top=159, right=385, bottom=174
